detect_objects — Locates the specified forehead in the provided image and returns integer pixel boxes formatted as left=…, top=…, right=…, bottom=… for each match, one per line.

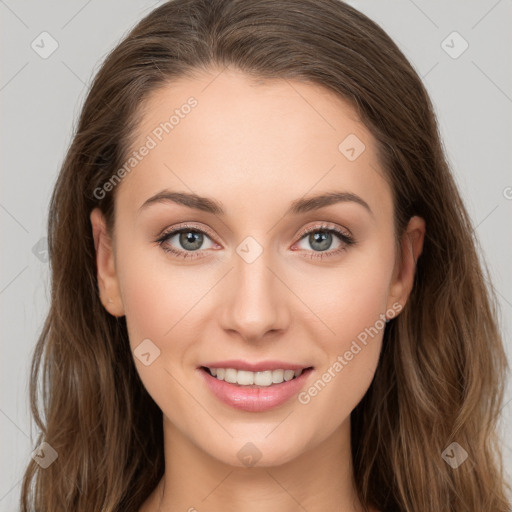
left=116, top=67, right=392, bottom=222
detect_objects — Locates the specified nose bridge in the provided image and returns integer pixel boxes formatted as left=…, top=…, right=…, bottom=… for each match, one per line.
left=219, top=236, right=288, bottom=341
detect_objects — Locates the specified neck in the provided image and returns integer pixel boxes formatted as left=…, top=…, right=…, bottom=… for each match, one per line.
left=144, top=415, right=365, bottom=512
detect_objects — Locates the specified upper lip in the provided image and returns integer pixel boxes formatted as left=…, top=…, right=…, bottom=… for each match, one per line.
left=200, top=360, right=313, bottom=372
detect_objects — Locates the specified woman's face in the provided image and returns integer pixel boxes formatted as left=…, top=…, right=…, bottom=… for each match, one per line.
left=91, top=67, right=423, bottom=467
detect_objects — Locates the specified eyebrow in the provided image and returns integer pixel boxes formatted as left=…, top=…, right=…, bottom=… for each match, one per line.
left=138, top=190, right=373, bottom=217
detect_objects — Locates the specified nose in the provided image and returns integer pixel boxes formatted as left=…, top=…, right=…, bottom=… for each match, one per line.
left=218, top=247, right=291, bottom=343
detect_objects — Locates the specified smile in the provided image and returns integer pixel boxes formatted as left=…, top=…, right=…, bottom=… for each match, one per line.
left=204, top=367, right=306, bottom=386
left=198, top=364, right=314, bottom=412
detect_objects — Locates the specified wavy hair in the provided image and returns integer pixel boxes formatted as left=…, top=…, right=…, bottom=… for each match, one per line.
left=20, top=0, right=510, bottom=510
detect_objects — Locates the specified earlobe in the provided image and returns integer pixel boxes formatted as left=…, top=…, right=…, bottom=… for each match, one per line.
left=386, top=216, right=426, bottom=313
left=89, top=208, right=125, bottom=317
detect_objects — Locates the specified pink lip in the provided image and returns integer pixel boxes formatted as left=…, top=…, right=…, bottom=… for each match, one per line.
left=200, top=359, right=310, bottom=372
left=198, top=367, right=314, bottom=412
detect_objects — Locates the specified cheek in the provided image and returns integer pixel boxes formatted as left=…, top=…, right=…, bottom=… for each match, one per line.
left=115, top=243, right=202, bottom=416
left=293, top=237, right=395, bottom=424
left=299, top=234, right=396, bottom=352
left=115, top=237, right=222, bottom=380
left=115, top=229, right=196, bottom=340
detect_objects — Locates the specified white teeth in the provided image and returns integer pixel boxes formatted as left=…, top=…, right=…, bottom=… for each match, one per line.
left=207, top=367, right=307, bottom=386
left=254, top=371, right=272, bottom=386
left=224, top=368, right=237, bottom=384
left=237, top=370, right=254, bottom=385
left=284, top=369, right=295, bottom=381
left=272, top=369, right=284, bottom=383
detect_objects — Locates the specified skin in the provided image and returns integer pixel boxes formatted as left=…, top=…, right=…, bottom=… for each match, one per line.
left=90, top=67, right=425, bottom=512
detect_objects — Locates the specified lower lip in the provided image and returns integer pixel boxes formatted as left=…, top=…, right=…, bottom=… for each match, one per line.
left=199, top=367, right=314, bottom=412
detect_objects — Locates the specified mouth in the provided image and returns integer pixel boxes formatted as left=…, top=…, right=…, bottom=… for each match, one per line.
left=200, top=366, right=314, bottom=388
left=198, top=364, right=315, bottom=412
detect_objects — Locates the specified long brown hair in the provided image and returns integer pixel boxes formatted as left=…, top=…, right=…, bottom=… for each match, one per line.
left=20, top=0, right=510, bottom=510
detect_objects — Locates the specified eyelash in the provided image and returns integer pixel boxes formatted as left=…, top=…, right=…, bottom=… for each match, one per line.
left=155, top=222, right=355, bottom=261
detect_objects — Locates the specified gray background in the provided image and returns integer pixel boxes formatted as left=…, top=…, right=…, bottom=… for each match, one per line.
left=1, top=0, right=511, bottom=508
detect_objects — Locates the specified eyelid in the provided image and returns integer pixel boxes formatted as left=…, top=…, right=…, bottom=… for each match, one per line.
left=156, top=221, right=355, bottom=259
left=157, top=222, right=218, bottom=242
left=295, top=221, right=353, bottom=241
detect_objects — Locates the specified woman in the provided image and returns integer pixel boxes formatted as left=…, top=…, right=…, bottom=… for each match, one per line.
left=20, top=0, right=510, bottom=510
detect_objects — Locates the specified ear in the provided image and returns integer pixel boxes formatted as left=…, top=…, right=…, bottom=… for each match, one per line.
left=90, top=208, right=125, bottom=317
left=386, top=215, right=426, bottom=313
